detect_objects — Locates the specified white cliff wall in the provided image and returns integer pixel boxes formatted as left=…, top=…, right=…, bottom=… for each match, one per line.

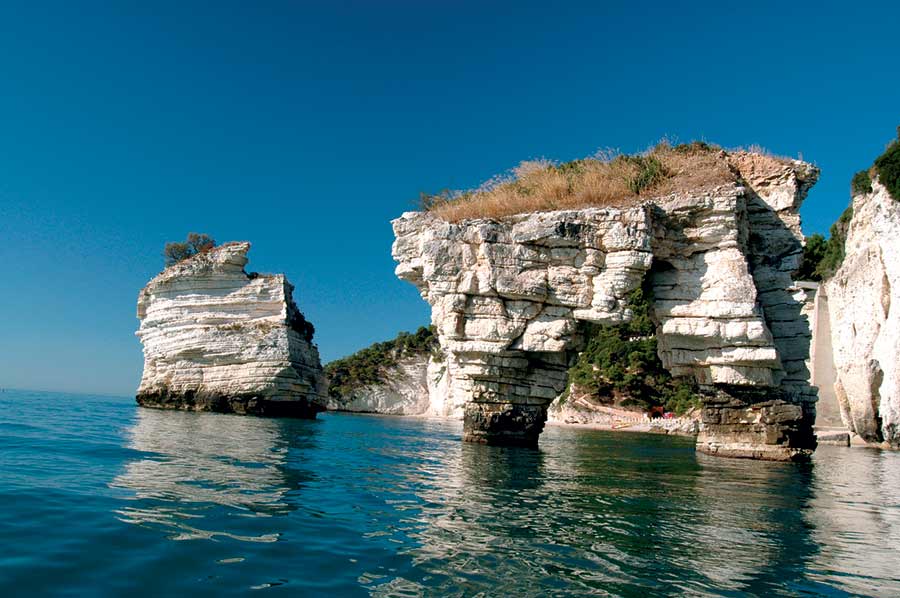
left=393, top=205, right=654, bottom=444
left=393, top=151, right=819, bottom=459
left=826, top=181, right=900, bottom=445
left=135, top=242, right=326, bottom=416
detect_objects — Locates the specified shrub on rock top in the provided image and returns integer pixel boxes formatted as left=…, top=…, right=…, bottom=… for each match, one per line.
left=164, top=232, right=216, bottom=266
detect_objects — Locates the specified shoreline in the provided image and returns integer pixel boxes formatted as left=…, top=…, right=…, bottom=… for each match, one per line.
left=324, top=408, right=700, bottom=438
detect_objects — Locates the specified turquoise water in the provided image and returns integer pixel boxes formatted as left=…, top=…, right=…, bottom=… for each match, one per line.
left=1, top=391, right=899, bottom=597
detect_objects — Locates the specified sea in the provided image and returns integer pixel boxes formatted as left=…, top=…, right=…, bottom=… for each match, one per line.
left=1, top=389, right=899, bottom=597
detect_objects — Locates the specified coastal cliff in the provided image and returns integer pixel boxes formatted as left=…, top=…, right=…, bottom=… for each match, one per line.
left=393, top=147, right=819, bottom=459
left=825, top=180, right=900, bottom=446
left=135, top=242, right=326, bottom=417
left=324, top=327, right=460, bottom=417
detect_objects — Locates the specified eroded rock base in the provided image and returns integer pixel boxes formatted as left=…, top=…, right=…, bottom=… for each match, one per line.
left=137, top=390, right=323, bottom=419
left=462, top=402, right=547, bottom=447
left=695, top=386, right=816, bottom=461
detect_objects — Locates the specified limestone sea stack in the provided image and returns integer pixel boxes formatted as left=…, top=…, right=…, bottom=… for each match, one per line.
left=135, top=242, right=326, bottom=417
left=393, top=148, right=820, bottom=460
left=825, top=179, right=900, bottom=446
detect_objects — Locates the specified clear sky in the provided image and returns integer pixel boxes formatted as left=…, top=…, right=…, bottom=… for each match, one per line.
left=0, top=1, right=898, bottom=396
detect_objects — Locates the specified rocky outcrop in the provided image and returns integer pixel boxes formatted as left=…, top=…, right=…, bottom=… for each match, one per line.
left=825, top=180, right=900, bottom=446
left=393, top=151, right=819, bottom=459
left=323, top=327, right=463, bottom=417
left=135, top=242, right=326, bottom=417
left=547, top=395, right=701, bottom=436
left=325, top=354, right=431, bottom=415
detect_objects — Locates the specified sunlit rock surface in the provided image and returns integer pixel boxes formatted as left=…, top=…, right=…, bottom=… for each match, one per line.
left=324, top=354, right=462, bottom=416
left=135, top=242, right=326, bottom=417
left=825, top=180, right=900, bottom=446
left=393, top=152, right=819, bottom=459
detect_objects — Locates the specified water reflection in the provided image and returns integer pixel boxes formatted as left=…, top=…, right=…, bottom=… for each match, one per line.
left=364, top=427, right=833, bottom=597
left=101, top=409, right=900, bottom=596
left=806, top=446, right=900, bottom=595
left=677, top=454, right=819, bottom=595
left=110, top=408, right=317, bottom=542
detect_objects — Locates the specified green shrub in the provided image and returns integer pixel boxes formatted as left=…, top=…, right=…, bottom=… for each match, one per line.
left=851, top=170, right=873, bottom=196
left=620, top=155, right=668, bottom=194
left=325, top=326, right=438, bottom=397
left=164, top=232, right=216, bottom=266
left=815, top=206, right=853, bottom=280
left=874, top=140, right=900, bottom=201
left=798, top=233, right=827, bottom=281
left=567, top=277, right=700, bottom=415
left=801, top=128, right=900, bottom=280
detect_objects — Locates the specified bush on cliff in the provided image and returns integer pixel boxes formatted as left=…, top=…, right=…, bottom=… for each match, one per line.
left=164, top=232, right=217, bottom=266
left=815, top=207, right=853, bottom=279
left=874, top=136, right=900, bottom=201
left=325, top=326, right=438, bottom=398
left=566, top=279, right=700, bottom=416
left=851, top=170, right=873, bottom=196
left=798, top=233, right=827, bottom=281
left=798, top=128, right=900, bottom=281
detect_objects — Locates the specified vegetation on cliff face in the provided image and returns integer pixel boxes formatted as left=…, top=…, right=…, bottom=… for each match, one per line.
left=799, top=127, right=900, bottom=282
left=325, top=326, right=438, bottom=398
left=565, top=277, right=699, bottom=416
left=851, top=170, right=873, bottom=196
left=799, top=206, right=853, bottom=282
left=874, top=130, right=900, bottom=201
left=164, top=232, right=216, bottom=266
left=420, top=141, right=753, bottom=222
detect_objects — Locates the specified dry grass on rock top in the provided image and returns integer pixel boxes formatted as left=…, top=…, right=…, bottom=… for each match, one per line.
left=423, top=142, right=792, bottom=223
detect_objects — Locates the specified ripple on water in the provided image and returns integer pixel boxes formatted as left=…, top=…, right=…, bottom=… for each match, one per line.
left=1, top=392, right=900, bottom=596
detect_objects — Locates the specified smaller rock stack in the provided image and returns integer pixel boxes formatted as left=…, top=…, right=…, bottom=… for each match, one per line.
left=135, top=242, right=326, bottom=417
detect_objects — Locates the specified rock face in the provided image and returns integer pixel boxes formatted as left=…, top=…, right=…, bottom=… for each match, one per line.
left=135, top=242, right=326, bottom=417
left=326, top=354, right=432, bottom=415
left=392, top=152, right=819, bottom=459
left=325, top=355, right=462, bottom=417
left=546, top=394, right=701, bottom=436
left=825, top=180, right=900, bottom=446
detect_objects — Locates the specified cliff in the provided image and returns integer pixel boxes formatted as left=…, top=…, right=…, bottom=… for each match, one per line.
left=825, top=180, right=900, bottom=445
left=393, top=148, right=820, bottom=460
left=135, top=242, right=326, bottom=417
left=324, top=327, right=460, bottom=416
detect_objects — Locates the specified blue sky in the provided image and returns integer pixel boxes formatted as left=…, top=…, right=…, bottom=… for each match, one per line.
left=0, top=1, right=897, bottom=396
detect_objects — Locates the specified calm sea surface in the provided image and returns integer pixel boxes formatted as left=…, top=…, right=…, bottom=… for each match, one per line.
left=1, top=390, right=899, bottom=597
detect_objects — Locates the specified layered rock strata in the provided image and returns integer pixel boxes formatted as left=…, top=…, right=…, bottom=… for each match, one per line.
left=135, top=242, right=326, bottom=417
left=825, top=180, right=900, bottom=446
left=393, top=152, right=819, bottom=459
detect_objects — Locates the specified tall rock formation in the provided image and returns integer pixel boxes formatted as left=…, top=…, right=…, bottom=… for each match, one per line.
left=393, top=151, right=819, bottom=460
left=825, top=180, right=900, bottom=445
left=135, top=242, right=326, bottom=417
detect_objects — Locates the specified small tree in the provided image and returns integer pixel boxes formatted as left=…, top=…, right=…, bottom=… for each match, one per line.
left=798, top=233, right=827, bottom=281
left=164, top=232, right=217, bottom=266
left=186, top=232, right=215, bottom=254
